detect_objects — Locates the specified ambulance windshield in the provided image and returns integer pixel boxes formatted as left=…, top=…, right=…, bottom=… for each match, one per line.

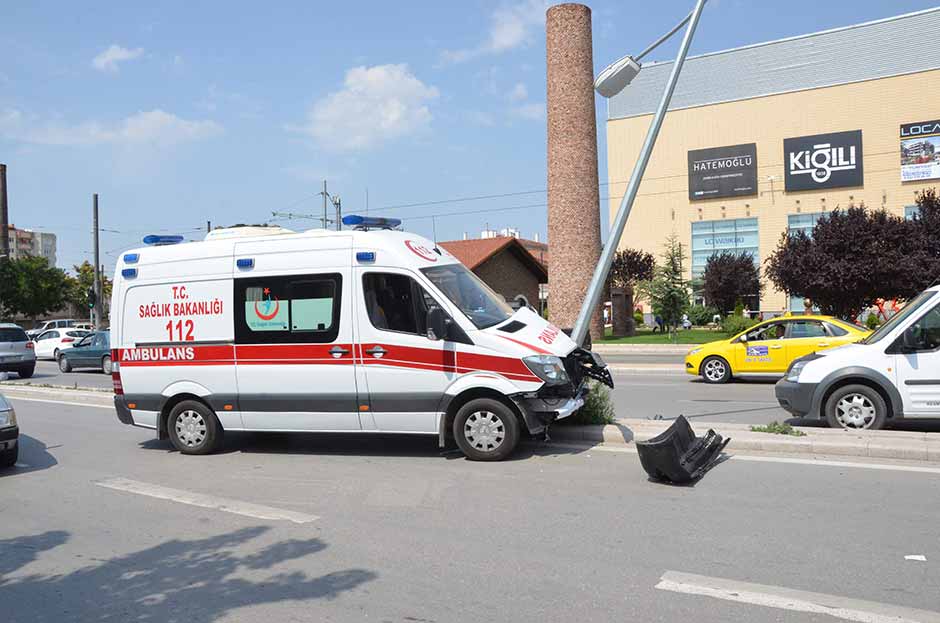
left=421, top=264, right=513, bottom=329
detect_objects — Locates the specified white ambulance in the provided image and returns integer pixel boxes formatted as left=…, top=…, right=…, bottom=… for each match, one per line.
left=110, top=217, right=611, bottom=461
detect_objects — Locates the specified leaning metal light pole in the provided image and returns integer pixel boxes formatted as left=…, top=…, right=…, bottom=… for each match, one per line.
left=571, top=0, right=706, bottom=347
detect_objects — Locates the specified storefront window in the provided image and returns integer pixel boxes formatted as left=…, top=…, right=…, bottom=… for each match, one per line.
left=787, top=213, right=824, bottom=312
left=905, top=205, right=920, bottom=220
left=690, top=218, right=759, bottom=279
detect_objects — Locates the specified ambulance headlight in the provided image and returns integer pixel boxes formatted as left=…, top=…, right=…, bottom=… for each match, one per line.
left=523, top=355, right=569, bottom=385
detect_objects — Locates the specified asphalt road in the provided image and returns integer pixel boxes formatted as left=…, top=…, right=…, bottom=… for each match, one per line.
left=3, top=396, right=939, bottom=622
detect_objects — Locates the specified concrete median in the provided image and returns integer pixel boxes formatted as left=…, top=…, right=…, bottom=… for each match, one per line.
left=552, top=418, right=940, bottom=463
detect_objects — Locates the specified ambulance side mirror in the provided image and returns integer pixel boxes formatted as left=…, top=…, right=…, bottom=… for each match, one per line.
left=427, top=307, right=447, bottom=341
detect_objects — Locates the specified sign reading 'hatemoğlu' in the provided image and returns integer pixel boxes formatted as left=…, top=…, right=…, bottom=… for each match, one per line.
left=687, top=143, right=758, bottom=201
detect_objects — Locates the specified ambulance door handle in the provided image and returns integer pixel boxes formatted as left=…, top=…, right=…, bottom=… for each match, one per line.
left=329, top=346, right=350, bottom=358
left=365, top=346, right=387, bottom=358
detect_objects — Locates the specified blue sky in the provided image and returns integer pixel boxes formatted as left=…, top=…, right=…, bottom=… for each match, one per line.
left=2, top=0, right=937, bottom=273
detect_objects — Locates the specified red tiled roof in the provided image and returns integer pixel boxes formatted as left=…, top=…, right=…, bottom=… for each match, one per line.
left=438, top=237, right=547, bottom=281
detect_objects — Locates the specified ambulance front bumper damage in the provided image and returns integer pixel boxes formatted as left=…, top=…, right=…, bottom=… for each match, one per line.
left=511, top=387, right=586, bottom=435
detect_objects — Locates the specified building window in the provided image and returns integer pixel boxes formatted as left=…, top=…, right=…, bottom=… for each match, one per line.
left=786, top=213, right=826, bottom=312
left=905, top=205, right=920, bottom=220
left=690, top=217, right=759, bottom=280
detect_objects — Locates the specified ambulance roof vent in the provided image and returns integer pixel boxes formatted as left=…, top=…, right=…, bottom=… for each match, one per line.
left=204, top=224, right=295, bottom=241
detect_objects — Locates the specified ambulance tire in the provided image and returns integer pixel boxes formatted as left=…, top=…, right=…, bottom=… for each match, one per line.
left=453, top=398, right=520, bottom=462
left=167, top=400, right=223, bottom=455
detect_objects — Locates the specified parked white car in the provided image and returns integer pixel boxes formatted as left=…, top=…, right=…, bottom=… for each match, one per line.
left=26, top=319, right=78, bottom=340
left=776, top=285, right=940, bottom=429
left=32, top=328, right=92, bottom=361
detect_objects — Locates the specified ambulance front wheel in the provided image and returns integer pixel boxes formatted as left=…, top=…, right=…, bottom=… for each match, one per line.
left=167, top=400, right=223, bottom=455
left=453, top=398, right=520, bottom=461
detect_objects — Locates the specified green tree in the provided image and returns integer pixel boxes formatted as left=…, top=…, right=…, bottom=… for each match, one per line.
left=645, top=233, right=690, bottom=336
left=66, top=260, right=113, bottom=309
left=0, top=256, right=70, bottom=322
left=607, top=248, right=654, bottom=337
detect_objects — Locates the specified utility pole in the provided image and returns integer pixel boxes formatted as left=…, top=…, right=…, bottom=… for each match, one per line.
left=206, top=220, right=211, bottom=233
left=322, top=180, right=328, bottom=229
left=93, top=193, right=102, bottom=329
left=0, top=163, right=9, bottom=260
left=334, top=197, right=342, bottom=231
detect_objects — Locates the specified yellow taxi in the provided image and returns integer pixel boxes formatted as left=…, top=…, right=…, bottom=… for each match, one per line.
left=685, top=315, right=870, bottom=384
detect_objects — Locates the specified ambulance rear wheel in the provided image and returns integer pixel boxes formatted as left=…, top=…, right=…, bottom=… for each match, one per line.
left=453, top=398, right=520, bottom=461
left=168, top=400, right=222, bottom=455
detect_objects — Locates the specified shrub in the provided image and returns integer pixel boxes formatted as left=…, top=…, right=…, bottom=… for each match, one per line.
left=688, top=304, right=718, bottom=327
left=733, top=300, right=745, bottom=317
left=751, top=421, right=806, bottom=437
left=865, top=313, right=881, bottom=330
left=722, top=314, right=757, bottom=337
left=633, top=311, right=645, bottom=327
left=564, top=381, right=615, bottom=425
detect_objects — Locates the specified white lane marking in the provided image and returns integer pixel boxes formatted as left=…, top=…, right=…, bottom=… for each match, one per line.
left=550, top=443, right=940, bottom=474
left=6, top=396, right=113, bottom=409
left=731, top=454, right=940, bottom=475
left=656, top=571, right=940, bottom=623
left=906, top=555, right=928, bottom=562
left=95, top=477, right=319, bottom=524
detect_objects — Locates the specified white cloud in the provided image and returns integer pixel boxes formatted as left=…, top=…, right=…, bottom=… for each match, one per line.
left=292, top=64, right=439, bottom=151
left=441, top=0, right=547, bottom=65
left=0, top=109, right=222, bottom=146
left=508, top=82, right=528, bottom=102
left=92, top=44, right=144, bottom=72
left=511, top=102, right=545, bottom=121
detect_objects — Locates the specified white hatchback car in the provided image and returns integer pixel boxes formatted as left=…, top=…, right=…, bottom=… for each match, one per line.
left=32, top=328, right=92, bottom=361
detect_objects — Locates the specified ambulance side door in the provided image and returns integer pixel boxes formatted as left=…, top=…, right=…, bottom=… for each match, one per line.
left=354, top=267, right=458, bottom=433
left=233, top=266, right=361, bottom=431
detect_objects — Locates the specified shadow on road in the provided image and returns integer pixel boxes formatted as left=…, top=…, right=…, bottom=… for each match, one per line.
left=0, top=526, right=376, bottom=623
left=139, top=430, right=604, bottom=461
left=0, top=434, right=59, bottom=477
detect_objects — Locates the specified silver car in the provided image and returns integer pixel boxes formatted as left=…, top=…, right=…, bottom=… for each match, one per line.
left=0, top=324, right=36, bottom=379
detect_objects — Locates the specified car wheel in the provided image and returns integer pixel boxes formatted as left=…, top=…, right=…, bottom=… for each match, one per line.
left=453, top=398, right=520, bottom=461
left=58, top=355, right=72, bottom=373
left=17, top=365, right=35, bottom=379
left=53, top=348, right=60, bottom=361
left=700, top=356, right=731, bottom=384
left=102, top=355, right=112, bottom=375
left=0, top=444, right=17, bottom=469
left=167, top=400, right=222, bottom=455
left=825, top=384, right=887, bottom=430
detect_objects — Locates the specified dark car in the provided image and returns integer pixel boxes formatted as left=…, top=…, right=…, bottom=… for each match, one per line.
left=0, top=392, right=17, bottom=468
left=58, top=331, right=112, bottom=373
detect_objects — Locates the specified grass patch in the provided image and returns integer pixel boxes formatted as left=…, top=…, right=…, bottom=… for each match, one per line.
left=600, top=327, right=723, bottom=345
left=750, top=421, right=806, bottom=436
left=559, top=381, right=615, bottom=426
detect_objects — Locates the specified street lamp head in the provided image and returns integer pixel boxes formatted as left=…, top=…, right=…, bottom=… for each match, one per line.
left=594, top=55, right=642, bottom=98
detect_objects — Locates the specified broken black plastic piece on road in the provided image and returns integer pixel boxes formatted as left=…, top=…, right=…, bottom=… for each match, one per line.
left=635, top=415, right=730, bottom=485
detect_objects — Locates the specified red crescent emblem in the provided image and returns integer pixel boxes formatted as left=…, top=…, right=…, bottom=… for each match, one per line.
left=254, top=297, right=280, bottom=321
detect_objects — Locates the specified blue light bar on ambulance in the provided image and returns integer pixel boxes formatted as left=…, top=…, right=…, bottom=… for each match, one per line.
left=342, top=215, right=402, bottom=229
left=143, top=234, right=185, bottom=246
left=122, top=268, right=138, bottom=279
left=123, top=253, right=139, bottom=263
left=356, top=251, right=376, bottom=263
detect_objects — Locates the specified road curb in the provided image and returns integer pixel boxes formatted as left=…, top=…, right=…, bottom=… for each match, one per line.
left=0, top=381, right=112, bottom=393
left=551, top=419, right=940, bottom=463
left=607, top=364, right=686, bottom=375
left=594, top=344, right=692, bottom=355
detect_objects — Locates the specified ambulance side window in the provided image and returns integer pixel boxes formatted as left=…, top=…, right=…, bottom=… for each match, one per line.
left=234, top=274, right=342, bottom=344
left=363, top=273, right=431, bottom=336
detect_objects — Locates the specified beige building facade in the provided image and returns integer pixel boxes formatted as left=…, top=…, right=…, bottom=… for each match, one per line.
left=605, top=8, right=940, bottom=313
